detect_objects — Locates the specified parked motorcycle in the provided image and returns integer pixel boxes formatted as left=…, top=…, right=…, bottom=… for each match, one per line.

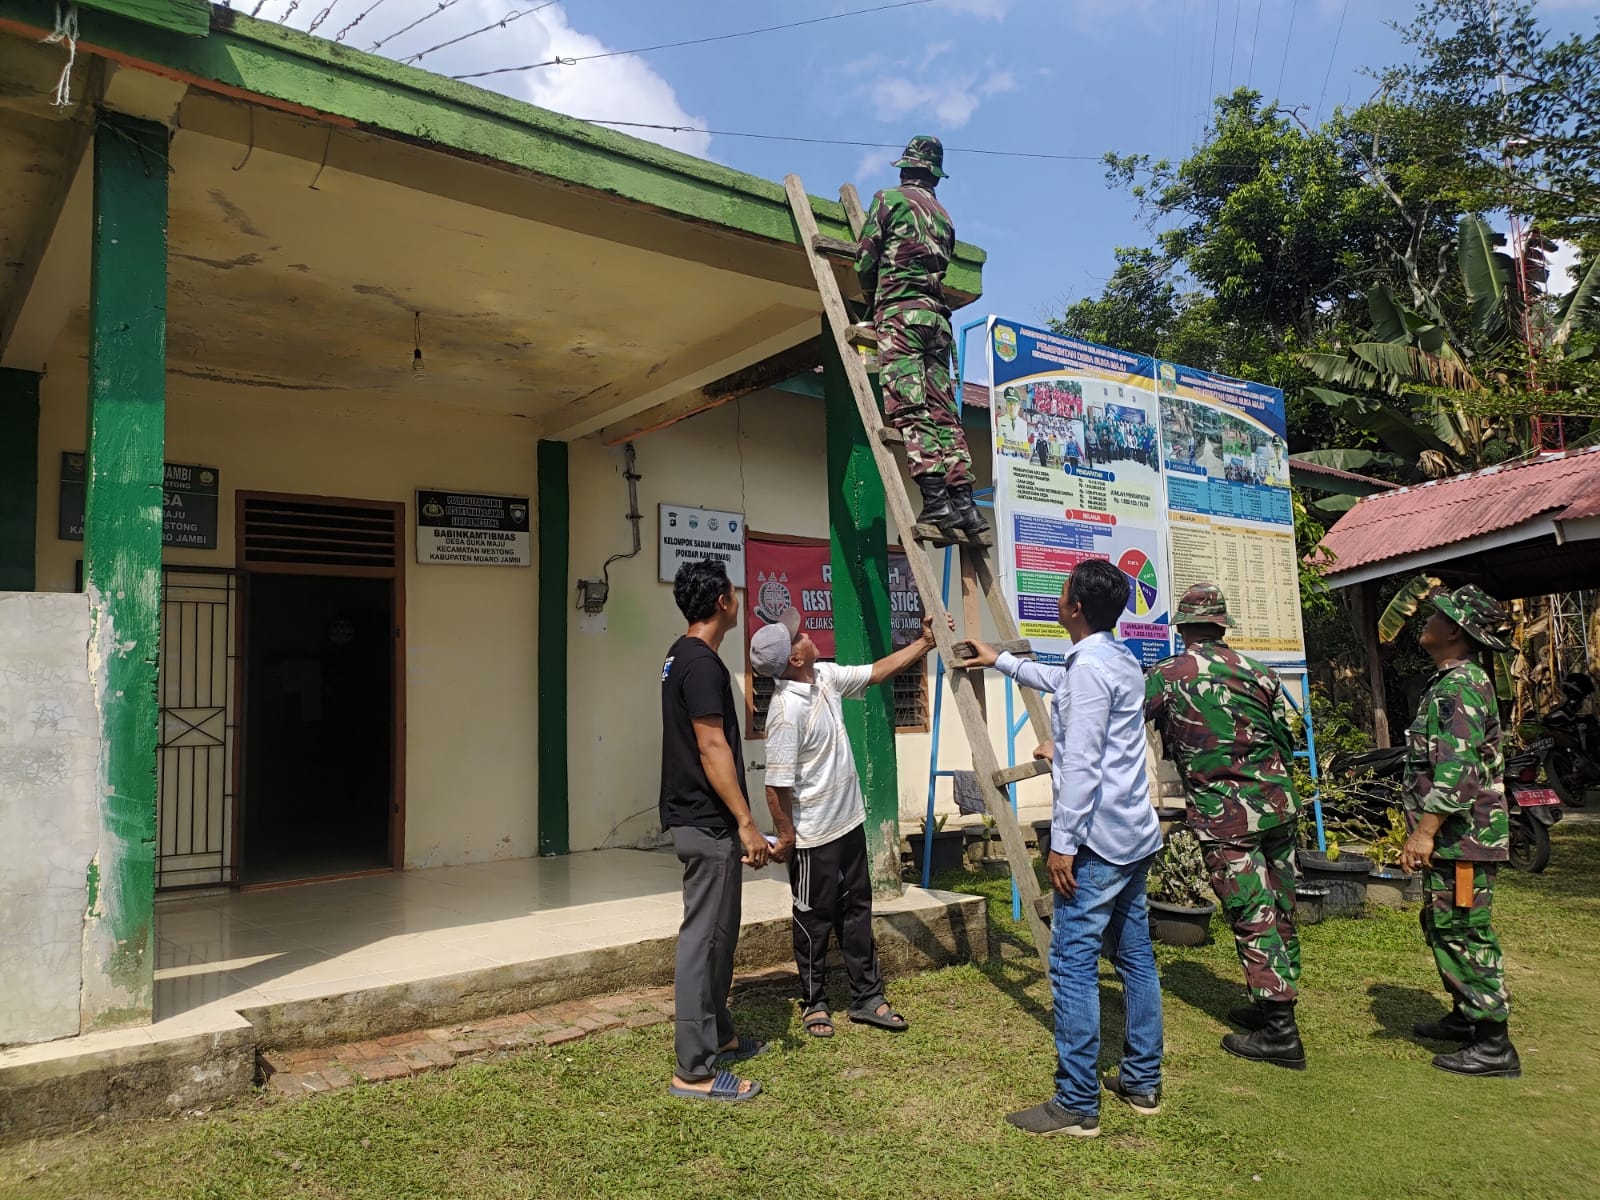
left=1516, top=673, right=1600, bottom=809
left=1325, top=746, right=1560, bottom=874
left=1502, top=750, right=1563, bottom=873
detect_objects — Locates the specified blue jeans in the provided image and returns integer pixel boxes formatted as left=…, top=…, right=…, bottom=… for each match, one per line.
left=1049, top=848, right=1163, bottom=1115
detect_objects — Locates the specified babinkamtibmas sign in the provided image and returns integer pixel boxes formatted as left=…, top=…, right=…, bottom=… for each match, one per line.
left=416, top=490, right=531, bottom=566
left=58, top=452, right=220, bottom=549
left=1157, top=364, right=1305, bottom=665
left=658, top=504, right=746, bottom=587
left=983, top=317, right=1307, bottom=671
left=746, top=537, right=924, bottom=655
left=987, top=322, right=1171, bottom=666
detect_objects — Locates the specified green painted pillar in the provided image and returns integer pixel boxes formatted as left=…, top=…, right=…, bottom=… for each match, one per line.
left=536, top=439, right=570, bottom=856
left=0, top=368, right=40, bottom=591
left=821, top=321, right=902, bottom=898
left=80, top=115, right=167, bottom=1030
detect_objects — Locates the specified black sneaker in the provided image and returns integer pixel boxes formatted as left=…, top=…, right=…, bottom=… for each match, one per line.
left=1102, top=1073, right=1161, bottom=1116
left=1004, top=1099, right=1101, bottom=1138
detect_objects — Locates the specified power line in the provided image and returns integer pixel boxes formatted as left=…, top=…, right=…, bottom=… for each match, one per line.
left=1246, top=0, right=1263, bottom=88
left=370, top=0, right=468, bottom=53
left=568, top=119, right=1280, bottom=173
left=307, top=0, right=340, bottom=33
left=330, top=0, right=397, bottom=43
left=454, top=0, right=935, bottom=80
left=1226, top=0, right=1241, bottom=92
left=1208, top=0, right=1221, bottom=104
left=1316, top=0, right=1350, bottom=123
left=572, top=119, right=1111, bottom=161
left=401, top=2, right=559, bottom=64
left=1275, top=0, right=1299, bottom=102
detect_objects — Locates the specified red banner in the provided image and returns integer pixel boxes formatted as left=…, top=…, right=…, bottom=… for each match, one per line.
left=746, top=537, right=924, bottom=658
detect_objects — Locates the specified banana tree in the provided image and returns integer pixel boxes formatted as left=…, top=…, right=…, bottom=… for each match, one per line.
left=1297, top=215, right=1558, bottom=478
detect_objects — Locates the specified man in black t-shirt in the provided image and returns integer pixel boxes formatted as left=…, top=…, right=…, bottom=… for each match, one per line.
left=661, top=559, right=771, bottom=1103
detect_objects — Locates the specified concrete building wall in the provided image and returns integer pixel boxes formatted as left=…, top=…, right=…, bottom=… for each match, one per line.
left=565, top=391, right=1021, bottom=853
left=32, top=354, right=1023, bottom=878
left=0, top=591, right=101, bottom=1046
left=34, top=359, right=543, bottom=870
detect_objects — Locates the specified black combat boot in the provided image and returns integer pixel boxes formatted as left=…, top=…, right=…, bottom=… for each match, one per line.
left=1413, top=1008, right=1475, bottom=1043
left=1221, top=1000, right=1306, bottom=1070
left=1227, top=999, right=1266, bottom=1032
left=948, top=484, right=991, bottom=538
left=915, top=474, right=958, bottom=530
left=1432, top=1020, right=1521, bottom=1078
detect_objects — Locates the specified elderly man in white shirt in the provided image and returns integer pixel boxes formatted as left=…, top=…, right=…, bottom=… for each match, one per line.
left=965, top=558, right=1165, bottom=1138
left=751, top=606, right=941, bottom=1040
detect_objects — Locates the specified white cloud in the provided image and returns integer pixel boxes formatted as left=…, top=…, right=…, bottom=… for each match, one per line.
left=860, top=51, right=1018, bottom=130
left=1546, top=241, right=1580, bottom=296
left=289, top=3, right=713, bottom=159
left=491, top=5, right=713, bottom=158
left=933, top=0, right=1010, bottom=17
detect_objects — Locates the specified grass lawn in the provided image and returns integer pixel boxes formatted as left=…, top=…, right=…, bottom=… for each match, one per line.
left=5, top=824, right=1600, bottom=1200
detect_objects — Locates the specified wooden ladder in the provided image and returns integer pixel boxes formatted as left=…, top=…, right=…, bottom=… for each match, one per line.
left=785, top=175, right=1057, bottom=967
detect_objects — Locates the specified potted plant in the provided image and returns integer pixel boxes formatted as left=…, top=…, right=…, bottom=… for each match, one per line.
left=1146, top=829, right=1216, bottom=947
left=1296, top=832, right=1374, bottom=916
left=907, top=814, right=965, bottom=876
left=1364, top=810, right=1420, bottom=907
left=1293, top=881, right=1332, bottom=925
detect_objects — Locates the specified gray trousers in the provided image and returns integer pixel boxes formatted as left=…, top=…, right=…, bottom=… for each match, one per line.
left=672, top=825, right=744, bottom=1082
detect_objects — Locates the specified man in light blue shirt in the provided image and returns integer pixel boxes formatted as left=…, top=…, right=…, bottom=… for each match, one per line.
left=966, top=559, right=1165, bottom=1137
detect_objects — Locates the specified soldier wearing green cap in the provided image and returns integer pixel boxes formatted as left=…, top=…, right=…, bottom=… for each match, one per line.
left=1144, top=582, right=1307, bottom=1070
left=1399, top=582, right=1521, bottom=1078
left=855, top=135, right=986, bottom=539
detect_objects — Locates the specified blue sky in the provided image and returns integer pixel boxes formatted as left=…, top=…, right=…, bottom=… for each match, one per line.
left=286, top=0, right=1593, bottom=335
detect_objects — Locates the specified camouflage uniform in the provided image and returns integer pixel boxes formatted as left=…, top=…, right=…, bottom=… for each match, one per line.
left=1404, top=586, right=1512, bottom=1025
left=855, top=136, right=972, bottom=486
left=1146, top=584, right=1303, bottom=1003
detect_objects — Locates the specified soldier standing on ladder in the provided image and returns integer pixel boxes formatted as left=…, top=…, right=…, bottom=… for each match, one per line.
left=855, top=135, right=988, bottom=540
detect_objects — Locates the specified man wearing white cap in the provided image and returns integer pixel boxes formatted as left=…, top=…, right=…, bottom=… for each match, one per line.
left=751, top=606, right=941, bottom=1038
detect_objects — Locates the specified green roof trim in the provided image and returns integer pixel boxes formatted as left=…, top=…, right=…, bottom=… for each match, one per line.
left=76, top=0, right=207, bottom=38
left=3, top=3, right=985, bottom=299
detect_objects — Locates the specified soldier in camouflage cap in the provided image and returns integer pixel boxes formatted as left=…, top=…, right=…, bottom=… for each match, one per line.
left=1399, top=583, right=1520, bottom=1077
left=1146, top=582, right=1307, bottom=1070
left=855, top=136, right=986, bottom=539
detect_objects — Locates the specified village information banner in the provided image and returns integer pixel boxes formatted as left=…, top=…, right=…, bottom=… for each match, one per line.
left=983, top=318, right=1308, bottom=670
left=746, top=537, right=924, bottom=656
left=1157, top=364, right=1306, bottom=665
left=986, top=321, right=1171, bottom=666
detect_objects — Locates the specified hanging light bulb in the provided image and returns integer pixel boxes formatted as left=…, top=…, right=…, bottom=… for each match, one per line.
left=412, top=312, right=425, bottom=380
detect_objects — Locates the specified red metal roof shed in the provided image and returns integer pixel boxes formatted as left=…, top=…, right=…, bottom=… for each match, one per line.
left=1318, top=446, right=1600, bottom=599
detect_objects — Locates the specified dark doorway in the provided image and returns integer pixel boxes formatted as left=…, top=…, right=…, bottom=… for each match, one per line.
left=241, top=573, right=393, bottom=884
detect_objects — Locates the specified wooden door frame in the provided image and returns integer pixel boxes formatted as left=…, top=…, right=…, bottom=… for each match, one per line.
left=233, top=490, right=408, bottom=880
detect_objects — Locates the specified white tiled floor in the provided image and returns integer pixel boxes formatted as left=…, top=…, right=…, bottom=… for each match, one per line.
left=152, top=848, right=796, bottom=1026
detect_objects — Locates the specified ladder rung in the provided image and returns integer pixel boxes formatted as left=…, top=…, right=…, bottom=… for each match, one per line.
left=913, top=523, right=994, bottom=549
left=1033, top=894, right=1053, bottom=924
left=876, top=427, right=905, bottom=447
left=954, top=637, right=1033, bottom=661
left=811, top=233, right=858, bottom=261
left=993, top=759, right=1051, bottom=788
left=846, top=323, right=879, bottom=349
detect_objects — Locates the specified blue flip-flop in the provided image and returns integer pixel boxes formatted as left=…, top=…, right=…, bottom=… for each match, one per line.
left=715, top=1036, right=771, bottom=1064
left=668, top=1069, right=762, bottom=1103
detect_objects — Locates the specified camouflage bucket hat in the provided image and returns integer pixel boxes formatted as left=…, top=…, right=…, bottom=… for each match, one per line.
left=1430, top=584, right=1511, bottom=652
left=1175, top=582, right=1234, bottom=628
left=893, top=134, right=948, bottom=178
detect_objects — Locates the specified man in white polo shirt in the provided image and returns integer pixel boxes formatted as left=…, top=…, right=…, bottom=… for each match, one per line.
left=751, top=606, right=940, bottom=1039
